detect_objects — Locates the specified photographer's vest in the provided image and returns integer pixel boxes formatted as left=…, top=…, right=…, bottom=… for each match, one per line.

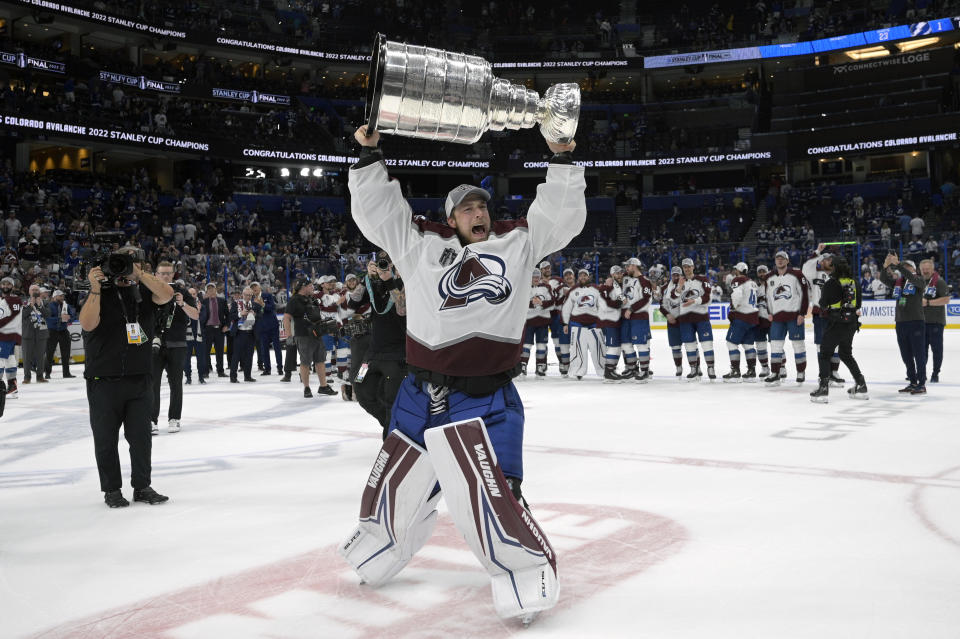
left=827, top=277, right=858, bottom=322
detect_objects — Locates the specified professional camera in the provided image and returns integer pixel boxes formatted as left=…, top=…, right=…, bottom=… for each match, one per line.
left=376, top=256, right=391, bottom=270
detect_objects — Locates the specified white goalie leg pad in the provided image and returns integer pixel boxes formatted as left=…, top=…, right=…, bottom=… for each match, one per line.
left=340, top=431, right=441, bottom=586
left=424, top=418, right=559, bottom=620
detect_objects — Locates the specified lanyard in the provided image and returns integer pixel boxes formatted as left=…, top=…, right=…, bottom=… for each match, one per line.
left=114, top=285, right=140, bottom=325
left=365, top=275, right=394, bottom=315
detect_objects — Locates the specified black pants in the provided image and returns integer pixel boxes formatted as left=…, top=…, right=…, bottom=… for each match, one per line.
left=152, top=346, right=186, bottom=422
left=818, top=321, right=864, bottom=384
left=896, top=320, right=927, bottom=385
left=230, top=331, right=256, bottom=380
left=284, top=341, right=299, bottom=375
left=183, top=339, right=206, bottom=379
left=347, top=334, right=371, bottom=384
left=226, top=333, right=235, bottom=370
left=87, top=375, right=153, bottom=492
left=202, top=326, right=226, bottom=374
left=259, top=326, right=283, bottom=373
left=925, top=322, right=944, bottom=376
left=354, top=358, right=407, bottom=438
left=44, top=328, right=72, bottom=375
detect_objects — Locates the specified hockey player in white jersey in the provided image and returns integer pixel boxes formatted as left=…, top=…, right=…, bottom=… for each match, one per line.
left=802, top=244, right=844, bottom=387
left=0, top=276, right=22, bottom=406
left=620, top=257, right=653, bottom=382
left=676, top=258, right=716, bottom=381
left=597, top=267, right=625, bottom=383
left=763, top=250, right=810, bottom=386
left=561, top=268, right=605, bottom=380
left=658, top=266, right=687, bottom=379
left=538, top=261, right=566, bottom=375
left=723, top=262, right=759, bottom=382
left=554, top=268, right=575, bottom=376
left=341, top=126, right=583, bottom=624
left=521, top=269, right=553, bottom=379
left=754, top=264, right=772, bottom=377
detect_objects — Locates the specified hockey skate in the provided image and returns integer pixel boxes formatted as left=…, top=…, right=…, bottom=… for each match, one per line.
left=759, top=366, right=770, bottom=378
left=5, top=380, right=17, bottom=399
left=634, top=369, right=652, bottom=384
left=685, top=364, right=702, bottom=382
left=829, top=374, right=846, bottom=388
left=559, top=364, right=569, bottom=378
left=675, top=366, right=683, bottom=380
left=519, top=362, right=528, bottom=379
left=779, top=367, right=787, bottom=380
left=763, top=372, right=781, bottom=387
left=722, top=366, right=741, bottom=383
left=809, top=380, right=829, bottom=403
left=796, top=371, right=805, bottom=384
left=706, top=366, right=717, bottom=381
left=742, top=367, right=757, bottom=383
left=603, top=366, right=623, bottom=384
left=847, top=381, right=869, bottom=400
left=535, top=363, right=547, bottom=380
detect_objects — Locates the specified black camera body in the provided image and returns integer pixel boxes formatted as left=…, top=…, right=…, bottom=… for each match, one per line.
left=102, top=252, right=135, bottom=279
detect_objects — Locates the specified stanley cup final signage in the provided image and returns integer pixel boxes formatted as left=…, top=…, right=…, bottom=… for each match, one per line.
left=364, top=34, right=580, bottom=145
left=211, top=88, right=291, bottom=105
left=0, top=51, right=65, bottom=74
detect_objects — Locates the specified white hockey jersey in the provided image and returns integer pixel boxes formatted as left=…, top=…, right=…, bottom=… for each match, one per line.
left=659, top=281, right=683, bottom=321
left=0, top=294, right=23, bottom=345
left=801, top=253, right=830, bottom=315
left=526, top=283, right=554, bottom=325
left=621, top=275, right=652, bottom=319
left=596, top=282, right=623, bottom=327
left=676, top=275, right=711, bottom=323
left=349, top=158, right=586, bottom=377
left=764, top=268, right=809, bottom=321
left=318, top=292, right=343, bottom=325
left=561, top=284, right=602, bottom=325
left=755, top=278, right=771, bottom=324
left=729, top=276, right=759, bottom=324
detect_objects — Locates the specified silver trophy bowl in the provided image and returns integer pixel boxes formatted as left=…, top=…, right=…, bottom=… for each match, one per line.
left=365, top=34, right=579, bottom=145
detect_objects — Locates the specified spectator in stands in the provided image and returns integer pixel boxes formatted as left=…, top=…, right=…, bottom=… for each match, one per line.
left=3, top=212, right=22, bottom=249
left=910, top=214, right=926, bottom=240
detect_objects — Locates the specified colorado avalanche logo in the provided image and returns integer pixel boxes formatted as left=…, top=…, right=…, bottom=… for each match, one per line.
left=773, top=284, right=793, bottom=301
left=681, top=288, right=700, bottom=303
left=577, top=294, right=597, bottom=308
left=438, top=247, right=512, bottom=311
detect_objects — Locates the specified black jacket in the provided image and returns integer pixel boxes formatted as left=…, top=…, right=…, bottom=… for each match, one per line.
left=349, top=275, right=406, bottom=361
left=199, top=295, right=229, bottom=329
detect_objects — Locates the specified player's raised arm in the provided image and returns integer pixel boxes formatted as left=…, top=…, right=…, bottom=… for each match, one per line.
left=525, top=138, right=587, bottom=262
left=348, top=126, right=421, bottom=269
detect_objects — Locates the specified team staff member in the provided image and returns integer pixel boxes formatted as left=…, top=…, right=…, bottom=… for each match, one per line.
left=199, top=283, right=229, bottom=378
left=283, top=278, right=336, bottom=398
left=809, top=257, right=868, bottom=403
left=228, top=286, right=261, bottom=383
left=151, top=262, right=198, bottom=434
left=79, top=247, right=173, bottom=508
left=879, top=253, right=927, bottom=394
left=21, top=284, right=49, bottom=384
left=44, top=289, right=77, bottom=379
left=183, top=287, right=205, bottom=385
left=251, top=282, right=282, bottom=376
left=919, top=259, right=950, bottom=383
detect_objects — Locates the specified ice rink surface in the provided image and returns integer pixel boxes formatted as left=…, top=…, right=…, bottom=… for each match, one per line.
left=2, top=329, right=958, bottom=639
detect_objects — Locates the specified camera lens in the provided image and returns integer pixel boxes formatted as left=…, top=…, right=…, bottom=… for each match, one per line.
left=377, top=258, right=390, bottom=270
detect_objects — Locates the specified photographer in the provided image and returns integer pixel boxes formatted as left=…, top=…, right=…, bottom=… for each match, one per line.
left=79, top=247, right=174, bottom=508
left=282, top=278, right=336, bottom=398
left=151, top=262, right=199, bottom=434
left=346, top=251, right=407, bottom=439
left=880, top=253, right=928, bottom=394
left=809, top=257, right=868, bottom=403
left=21, top=284, right=49, bottom=385
left=44, top=289, right=77, bottom=379
left=183, top=287, right=205, bottom=385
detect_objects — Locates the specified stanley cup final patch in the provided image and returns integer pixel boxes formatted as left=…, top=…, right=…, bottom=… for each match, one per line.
left=439, top=248, right=457, bottom=267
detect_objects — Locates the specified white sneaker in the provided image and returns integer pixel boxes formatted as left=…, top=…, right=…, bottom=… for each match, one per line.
left=151, top=423, right=159, bottom=436
left=168, top=419, right=181, bottom=433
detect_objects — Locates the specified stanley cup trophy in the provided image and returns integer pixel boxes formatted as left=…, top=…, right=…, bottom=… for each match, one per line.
left=364, top=34, right=579, bottom=145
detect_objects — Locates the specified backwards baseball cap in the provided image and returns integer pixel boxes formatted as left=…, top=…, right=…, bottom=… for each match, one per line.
left=52, top=289, right=65, bottom=297
left=562, top=268, right=574, bottom=276
left=577, top=268, right=590, bottom=276
left=444, top=184, right=490, bottom=217
left=610, top=265, right=623, bottom=275
left=345, top=273, right=358, bottom=281
left=757, top=264, right=770, bottom=274
left=671, top=266, right=682, bottom=275
left=205, top=282, right=217, bottom=290
left=681, top=258, right=694, bottom=267
left=734, top=262, right=748, bottom=272
left=903, top=259, right=917, bottom=270
left=532, top=268, right=542, bottom=277
left=538, top=260, right=551, bottom=269
left=625, top=257, right=642, bottom=266
left=775, top=250, right=789, bottom=260
left=293, top=277, right=312, bottom=293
